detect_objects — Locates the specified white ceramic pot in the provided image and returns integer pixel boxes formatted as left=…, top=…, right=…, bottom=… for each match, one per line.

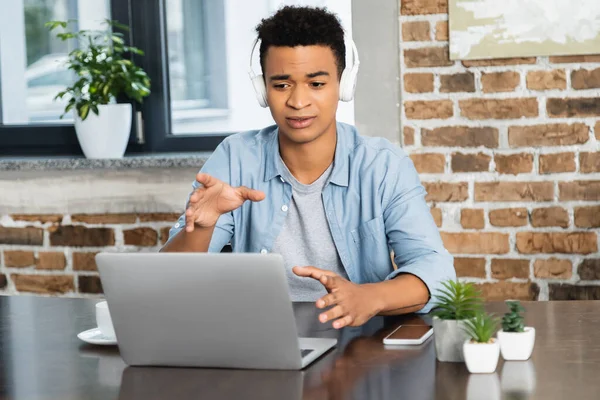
left=463, top=339, right=500, bottom=373
left=497, top=327, right=535, bottom=361
left=74, top=103, right=132, bottom=159
left=433, top=317, right=471, bottom=362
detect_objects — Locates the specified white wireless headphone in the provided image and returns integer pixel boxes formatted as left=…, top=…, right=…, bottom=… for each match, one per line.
left=248, top=35, right=360, bottom=108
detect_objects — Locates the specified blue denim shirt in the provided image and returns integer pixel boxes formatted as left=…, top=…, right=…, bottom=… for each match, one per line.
left=167, top=122, right=455, bottom=313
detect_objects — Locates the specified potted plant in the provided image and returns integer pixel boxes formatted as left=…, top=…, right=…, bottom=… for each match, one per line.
left=431, top=280, right=483, bottom=362
left=497, top=300, right=535, bottom=361
left=46, top=19, right=151, bottom=159
left=463, top=311, right=500, bottom=374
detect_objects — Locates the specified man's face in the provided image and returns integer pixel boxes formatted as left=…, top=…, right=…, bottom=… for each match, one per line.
left=263, top=45, right=340, bottom=145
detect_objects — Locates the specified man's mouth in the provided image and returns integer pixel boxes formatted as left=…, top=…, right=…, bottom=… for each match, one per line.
left=286, top=116, right=316, bottom=129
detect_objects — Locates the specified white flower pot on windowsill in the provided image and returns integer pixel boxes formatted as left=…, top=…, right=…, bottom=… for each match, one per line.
left=74, top=103, right=132, bottom=159
left=463, top=338, right=500, bottom=373
left=497, top=327, right=535, bottom=361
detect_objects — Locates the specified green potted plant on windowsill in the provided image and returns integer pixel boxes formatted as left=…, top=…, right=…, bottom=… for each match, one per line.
left=431, top=280, right=483, bottom=362
left=497, top=300, right=535, bottom=361
left=46, top=19, right=150, bottom=159
left=463, top=311, right=500, bottom=373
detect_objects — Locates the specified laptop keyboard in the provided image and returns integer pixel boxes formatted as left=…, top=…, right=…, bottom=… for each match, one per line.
left=300, top=349, right=314, bottom=358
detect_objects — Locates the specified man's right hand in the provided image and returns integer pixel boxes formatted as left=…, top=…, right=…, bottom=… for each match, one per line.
left=184, top=173, right=266, bottom=232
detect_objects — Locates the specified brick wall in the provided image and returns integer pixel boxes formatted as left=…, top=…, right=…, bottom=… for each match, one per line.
left=0, top=213, right=177, bottom=296
left=401, top=0, right=600, bottom=301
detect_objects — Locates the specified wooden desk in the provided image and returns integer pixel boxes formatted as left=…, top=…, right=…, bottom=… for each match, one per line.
left=0, top=296, right=598, bottom=399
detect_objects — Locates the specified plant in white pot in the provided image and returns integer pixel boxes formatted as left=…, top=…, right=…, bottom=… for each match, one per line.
left=497, top=300, right=535, bottom=361
left=432, top=280, right=483, bottom=362
left=463, top=311, right=500, bottom=374
left=46, top=19, right=151, bottom=159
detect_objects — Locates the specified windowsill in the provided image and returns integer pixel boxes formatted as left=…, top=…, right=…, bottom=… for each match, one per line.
left=0, top=152, right=212, bottom=171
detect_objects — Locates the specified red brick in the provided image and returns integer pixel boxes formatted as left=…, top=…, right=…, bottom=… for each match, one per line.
left=489, top=208, right=528, bottom=227
left=78, top=275, right=103, bottom=294
left=508, top=123, right=589, bottom=147
left=401, top=0, right=448, bottom=15
left=460, top=98, right=538, bottom=120
left=516, top=232, right=598, bottom=254
left=575, top=206, right=600, bottom=228
left=124, top=228, right=158, bottom=246
left=547, top=98, right=600, bottom=118
left=549, top=284, right=600, bottom=300
left=534, top=258, right=572, bottom=279
left=526, top=70, right=566, bottom=91
left=491, top=259, right=530, bottom=280
left=455, top=257, right=486, bottom=278
left=440, top=232, right=509, bottom=254
left=462, top=58, right=536, bottom=67
left=531, top=207, right=570, bottom=228
left=559, top=181, right=600, bottom=201
left=405, top=100, right=453, bottom=119
left=36, top=252, right=66, bottom=270
left=460, top=209, right=485, bottom=229
left=160, top=227, right=172, bottom=245
left=404, top=73, right=434, bottom=93
left=430, top=207, right=442, bottom=227
left=410, top=153, right=445, bottom=173
left=4, top=251, right=35, bottom=268
left=73, top=252, right=99, bottom=271
left=0, top=274, right=6, bottom=289
left=475, top=182, right=553, bottom=202
left=571, top=68, right=600, bottom=90
left=539, top=153, right=576, bottom=174
left=494, top=153, right=533, bottom=175
left=440, top=73, right=475, bottom=93
left=435, top=21, right=448, bottom=41
left=423, top=182, right=468, bottom=202
left=71, top=213, right=137, bottom=224
left=578, top=259, right=600, bottom=280
left=481, top=72, right=520, bottom=93
left=596, top=122, right=600, bottom=140
left=478, top=282, right=539, bottom=301
left=13, top=275, right=74, bottom=294
left=451, top=152, right=490, bottom=172
left=49, top=226, right=115, bottom=247
left=404, top=47, right=453, bottom=68
left=550, top=55, right=600, bottom=63
left=421, top=126, right=498, bottom=148
left=138, top=213, right=181, bottom=222
left=580, top=152, right=600, bottom=173
left=10, top=214, right=63, bottom=224
left=402, top=21, right=431, bottom=42
left=403, top=126, right=415, bottom=146
left=0, top=227, right=43, bottom=245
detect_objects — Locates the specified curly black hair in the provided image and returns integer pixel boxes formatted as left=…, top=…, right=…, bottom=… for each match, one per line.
left=255, top=6, right=346, bottom=79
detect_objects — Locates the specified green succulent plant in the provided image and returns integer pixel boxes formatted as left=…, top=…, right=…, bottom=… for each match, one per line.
left=46, top=19, right=151, bottom=120
left=431, top=280, right=484, bottom=320
left=502, top=300, right=526, bottom=333
left=463, top=311, right=499, bottom=343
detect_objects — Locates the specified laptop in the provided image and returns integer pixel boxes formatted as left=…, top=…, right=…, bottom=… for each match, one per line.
left=95, top=253, right=337, bottom=370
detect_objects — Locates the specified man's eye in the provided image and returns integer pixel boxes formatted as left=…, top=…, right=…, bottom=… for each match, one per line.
left=274, top=83, right=289, bottom=89
left=311, top=82, right=325, bottom=88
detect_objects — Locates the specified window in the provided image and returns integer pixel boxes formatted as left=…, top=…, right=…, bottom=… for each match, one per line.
left=0, top=0, right=354, bottom=155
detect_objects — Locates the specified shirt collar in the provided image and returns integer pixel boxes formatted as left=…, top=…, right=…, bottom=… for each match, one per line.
left=263, top=122, right=352, bottom=187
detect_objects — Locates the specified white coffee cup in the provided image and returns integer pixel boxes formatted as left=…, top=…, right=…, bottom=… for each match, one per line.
left=96, top=301, right=116, bottom=339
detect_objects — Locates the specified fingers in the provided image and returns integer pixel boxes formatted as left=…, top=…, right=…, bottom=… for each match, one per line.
left=195, top=173, right=217, bottom=188
left=292, top=266, right=337, bottom=279
left=317, top=292, right=337, bottom=309
left=319, top=305, right=344, bottom=323
left=237, top=186, right=266, bottom=202
left=332, top=315, right=354, bottom=329
left=184, top=206, right=197, bottom=232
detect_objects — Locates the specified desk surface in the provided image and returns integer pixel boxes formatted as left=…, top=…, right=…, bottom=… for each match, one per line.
left=0, top=296, right=598, bottom=400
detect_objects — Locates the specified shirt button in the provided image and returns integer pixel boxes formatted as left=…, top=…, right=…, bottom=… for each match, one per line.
left=260, top=249, right=268, bottom=254
left=280, top=177, right=285, bottom=183
left=175, top=223, right=180, bottom=228
left=282, top=205, right=288, bottom=212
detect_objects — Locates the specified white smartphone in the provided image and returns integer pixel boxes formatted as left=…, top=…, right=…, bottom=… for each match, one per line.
left=383, top=324, right=433, bottom=345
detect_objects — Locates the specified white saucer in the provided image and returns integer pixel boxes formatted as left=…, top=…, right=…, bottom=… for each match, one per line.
left=77, top=327, right=118, bottom=346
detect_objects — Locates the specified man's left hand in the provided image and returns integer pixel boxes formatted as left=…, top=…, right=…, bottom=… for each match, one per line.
left=292, top=266, right=383, bottom=329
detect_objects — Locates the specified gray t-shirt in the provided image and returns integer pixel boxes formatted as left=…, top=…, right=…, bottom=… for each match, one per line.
left=271, top=157, right=349, bottom=301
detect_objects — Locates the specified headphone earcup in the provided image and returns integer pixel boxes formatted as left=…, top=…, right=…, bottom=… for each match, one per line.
left=251, top=74, right=268, bottom=108
left=339, top=67, right=357, bottom=102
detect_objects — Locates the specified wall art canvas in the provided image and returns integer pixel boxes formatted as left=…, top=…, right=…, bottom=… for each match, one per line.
left=449, top=0, right=600, bottom=60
